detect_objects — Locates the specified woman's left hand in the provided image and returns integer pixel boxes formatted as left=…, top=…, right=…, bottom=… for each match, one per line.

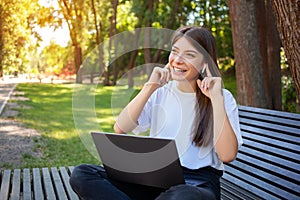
left=196, top=65, right=223, bottom=99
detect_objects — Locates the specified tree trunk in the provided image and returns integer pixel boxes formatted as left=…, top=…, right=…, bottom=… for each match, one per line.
left=105, top=15, right=113, bottom=86
left=144, top=0, right=154, bottom=77
left=104, top=0, right=118, bottom=86
left=256, top=0, right=272, bottom=108
left=228, top=0, right=268, bottom=107
left=91, top=0, right=104, bottom=82
left=266, top=0, right=282, bottom=110
left=256, top=0, right=282, bottom=110
left=74, top=44, right=82, bottom=83
left=128, top=28, right=141, bottom=88
left=59, top=0, right=84, bottom=84
left=271, top=0, right=300, bottom=109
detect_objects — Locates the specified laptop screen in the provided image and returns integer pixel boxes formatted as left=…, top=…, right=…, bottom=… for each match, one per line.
left=91, top=132, right=185, bottom=188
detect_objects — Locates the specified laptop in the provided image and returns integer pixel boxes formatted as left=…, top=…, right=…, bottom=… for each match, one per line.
left=91, top=132, right=185, bottom=188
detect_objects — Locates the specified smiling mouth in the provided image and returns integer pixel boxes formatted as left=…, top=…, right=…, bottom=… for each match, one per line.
left=173, top=67, right=187, bottom=73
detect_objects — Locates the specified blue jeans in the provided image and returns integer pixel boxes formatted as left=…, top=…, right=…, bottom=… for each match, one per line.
left=70, top=164, right=222, bottom=200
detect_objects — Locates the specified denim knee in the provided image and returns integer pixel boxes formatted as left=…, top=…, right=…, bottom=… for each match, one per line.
left=69, top=164, right=86, bottom=189
left=156, top=184, right=216, bottom=200
left=69, top=164, right=100, bottom=189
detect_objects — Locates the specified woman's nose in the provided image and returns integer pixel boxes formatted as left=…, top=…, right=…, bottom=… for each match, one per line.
left=173, top=54, right=184, bottom=64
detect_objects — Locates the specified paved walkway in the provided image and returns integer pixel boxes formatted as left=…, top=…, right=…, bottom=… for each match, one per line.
left=0, top=80, right=42, bottom=168
left=0, top=83, right=17, bottom=115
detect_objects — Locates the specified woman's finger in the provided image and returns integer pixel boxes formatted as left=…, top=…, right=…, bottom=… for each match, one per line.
left=164, top=63, right=170, bottom=69
left=160, top=68, right=170, bottom=85
left=205, top=64, right=212, bottom=77
left=197, top=79, right=202, bottom=89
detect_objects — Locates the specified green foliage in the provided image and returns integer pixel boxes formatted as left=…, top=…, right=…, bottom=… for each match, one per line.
left=117, top=1, right=138, bottom=31
left=40, top=42, right=72, bottom=75
left=223, top=73, right=237, bottom=98
left=189, top=0, right=233, bottom=70
left=0, top=0, right=235, bottom=79
left=282, top=76, right=297, bottom=112
left=0, top=0, right=39, bottom=76
left=280, top=48, right=297, bottom=112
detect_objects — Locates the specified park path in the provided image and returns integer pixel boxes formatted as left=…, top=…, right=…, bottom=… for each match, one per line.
left=0, top=82, right=17, bottom=115
left=0, top=80, right=42, bottom=169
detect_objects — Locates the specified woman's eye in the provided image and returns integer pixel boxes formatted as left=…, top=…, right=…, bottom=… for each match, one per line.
left=185, top=53, right=195, bottom=58
left=171, top=49, right=178, bottom=54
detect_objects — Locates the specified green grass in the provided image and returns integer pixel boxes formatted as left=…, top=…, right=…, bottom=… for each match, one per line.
left=15, top=83, right=125, bottom=168
left=14, top=76, right=237, bottom=168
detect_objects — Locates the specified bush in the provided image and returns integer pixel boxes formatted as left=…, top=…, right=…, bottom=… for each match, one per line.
left=282, top=75, right=297, bottom=112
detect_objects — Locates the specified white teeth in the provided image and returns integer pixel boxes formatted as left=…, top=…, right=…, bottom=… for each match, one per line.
left=174, top=67, right=187, bottom=72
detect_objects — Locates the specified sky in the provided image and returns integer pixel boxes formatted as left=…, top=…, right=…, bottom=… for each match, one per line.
left=37, top=0, right=70, bottom=48
left=37, top=25, right=70, bottom=48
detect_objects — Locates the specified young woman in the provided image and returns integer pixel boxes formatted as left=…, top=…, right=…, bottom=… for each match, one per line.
left=70, top=26, right=243, bottom=200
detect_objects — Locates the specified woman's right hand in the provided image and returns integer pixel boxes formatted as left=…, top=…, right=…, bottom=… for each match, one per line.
left=147, top=64, right=171, bottom=86
left=114, top=64, right=171, bottom=134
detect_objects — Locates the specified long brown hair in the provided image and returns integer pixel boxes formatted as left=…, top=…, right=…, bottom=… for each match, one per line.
left=171, top=26, right=222, bottom=146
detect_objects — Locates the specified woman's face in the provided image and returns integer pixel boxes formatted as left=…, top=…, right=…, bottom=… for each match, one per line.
left=169, top=37, right=205, bottom=86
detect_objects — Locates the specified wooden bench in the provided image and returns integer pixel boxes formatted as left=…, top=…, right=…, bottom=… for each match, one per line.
left=1, top=106, right=299, bottom=199
left=221, top=105, right=300, bottom=199
left=0, top=166, right=79, bottom=200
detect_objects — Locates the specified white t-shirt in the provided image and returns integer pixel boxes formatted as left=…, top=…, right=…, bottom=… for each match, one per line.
left=133, top=81, right=243, bottom=170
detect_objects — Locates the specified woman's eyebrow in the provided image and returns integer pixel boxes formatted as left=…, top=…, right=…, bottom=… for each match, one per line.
left=185, top=50, right=198, bottom=54
left=172, top=46, right=198, bottom=53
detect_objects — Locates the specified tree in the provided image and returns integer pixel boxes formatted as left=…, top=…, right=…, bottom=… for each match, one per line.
left=0, top=5, right=3, bottom=77
left=265, top=0, right=282, bottom=110
left=40, top=42, right=71, bottom=76
left=104, top=0, right=118, bottom=85
left=90, top=0, right=109, bottom=83
left=228, top=0, right=268, bottom=107
left=57, top=0, right=86, bottom=83
left=271, top=0, right=300, bottom=109
left=256, top=0, right=281, bottom=110
left=0, top=0, right=38, bottom=77
left=191, top=0, right=234, bottom=69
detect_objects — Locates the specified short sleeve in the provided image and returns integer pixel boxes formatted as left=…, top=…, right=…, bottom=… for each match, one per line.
left=223, top=89, right=243, bottom=148
left=132, top=93, right=153, bottom=135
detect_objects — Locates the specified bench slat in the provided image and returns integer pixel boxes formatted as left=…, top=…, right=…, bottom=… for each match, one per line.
left=223, top=164, right=300, bottom=199
left=42, top=167, right=56, bottom=199
left=10, top=169, right=21, bottom=200
left=239, top=118, right=300, bottom=136
left=59, top=167, right=79, bottom=200
left=242, top=131, right=300, bottom=154
left=51, top=167, right=68, bottom=200
left=241, top=139, right=300, bottom=163
left=240, top=124, right=300, bottom=145
left=238, top=105, right=300, bottom=120
left=69, top=166, right=75, bottom=173
left=228, top=156, right=300, bottom=193
left=239, top=110, right=300, bottom=128
left=238, top=146, right=300, bottom=174
left=221, top=178, right=263, bottom=200
left=222, top=170, right=280, bottom=200
left=23, top=169, right=32, bottom=200
left=0, top=170, right=11, bottom=200
left=0, top=168, right=81, bottom=200
left=32, top=168, right=44, bottom=200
